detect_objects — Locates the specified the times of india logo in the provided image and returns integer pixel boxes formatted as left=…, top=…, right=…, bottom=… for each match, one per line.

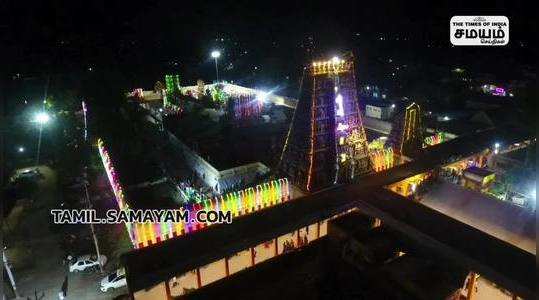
left=450, top=16, right=509, bottom=46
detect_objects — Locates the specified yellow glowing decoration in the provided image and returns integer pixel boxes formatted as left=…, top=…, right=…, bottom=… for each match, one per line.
left=312, top=58, right=351, bottom=75
left=369, top=148, right=394, bottom=172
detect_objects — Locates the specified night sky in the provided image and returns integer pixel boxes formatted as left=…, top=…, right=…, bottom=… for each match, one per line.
left=2, top=1, right=536, bottom=96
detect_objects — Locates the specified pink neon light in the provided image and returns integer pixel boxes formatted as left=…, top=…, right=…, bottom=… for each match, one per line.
left=493, top=87, right=506, bottom=96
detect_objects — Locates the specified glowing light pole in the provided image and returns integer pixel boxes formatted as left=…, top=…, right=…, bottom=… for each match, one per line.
left=34, top=111, right=50, bottom=165
left=82, top=101, right=88, bottom=141
left=211, top=50, right=221, bottom=82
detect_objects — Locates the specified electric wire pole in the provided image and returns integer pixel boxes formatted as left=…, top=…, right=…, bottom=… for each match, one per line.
left=80, top=101, right=103, bottom=273
left=83, top=172, right=103, bottom=273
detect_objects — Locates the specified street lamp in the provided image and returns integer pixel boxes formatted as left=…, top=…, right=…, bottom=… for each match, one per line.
left=33, top=111, right=50, bottom=165
left=18, top=147, right=25, bottom=153
left=34, top=112, right=50, bottom=124
left=211, top=50, right=221, bottom=82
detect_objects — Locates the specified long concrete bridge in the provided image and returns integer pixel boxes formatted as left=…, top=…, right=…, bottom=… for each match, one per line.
left=122, top=126, right=535, bottom=299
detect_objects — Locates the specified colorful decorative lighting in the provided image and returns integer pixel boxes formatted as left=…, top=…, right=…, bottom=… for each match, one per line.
left=232, top=93, right=263, bottom=124
left=97, top=138, right=135, bottom=245
left=312, top=58, right=350, bottom=75
left=335, top=94, right=344, bottom=117
left=165, top=74, right=181, bottom=107
left=493, top=87, right=506, bottom=96
left=369, top=147, right=394, bottom=172
left=97, top=141, right=291, bottom=249
left=423, top=131, right=447, bottom=148
left=131, top=178, right=290, bottom=248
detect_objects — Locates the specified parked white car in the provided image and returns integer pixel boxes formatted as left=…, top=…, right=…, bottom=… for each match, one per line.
left=69, top=254, right=107, bottom=272
left=100, top=268, right=126, bottom=292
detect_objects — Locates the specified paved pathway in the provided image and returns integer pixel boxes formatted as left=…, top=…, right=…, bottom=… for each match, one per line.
left=4, top=166, right=127, bottom=299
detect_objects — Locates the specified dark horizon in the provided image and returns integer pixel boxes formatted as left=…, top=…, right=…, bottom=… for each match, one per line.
left=2, top=1, right=536, bottom=87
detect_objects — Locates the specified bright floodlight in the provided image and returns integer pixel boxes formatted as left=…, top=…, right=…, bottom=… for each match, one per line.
left=494, top=142, right=500, bottom=148
left=34, top=112, right=50, bottom=124
left=391, top=104, right=396, bottom=108
left=18, top=147, right=25, bottom=153
left=211, top=50, right=221, bottom=58
left=256, top=91, right=269, bottom=103
left=332, top=56, right=340, bottom=63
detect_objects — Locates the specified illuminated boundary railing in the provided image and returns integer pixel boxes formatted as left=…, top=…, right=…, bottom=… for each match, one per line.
left=97, top=139, right=135, bottom=244
left=131, top=178, right=290, bottom=248
left=97, top=138, right=290, bottom=249
left=233, top=94, right=262, bottom=121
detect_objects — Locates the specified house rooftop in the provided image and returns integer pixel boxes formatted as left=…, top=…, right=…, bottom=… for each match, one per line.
left=463, top=166, right=495, bottom=178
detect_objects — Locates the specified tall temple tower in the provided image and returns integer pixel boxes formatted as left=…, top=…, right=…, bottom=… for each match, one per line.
left=388, top=102, right=423, bottom=158
left=280, top=54, right=371, bottom=192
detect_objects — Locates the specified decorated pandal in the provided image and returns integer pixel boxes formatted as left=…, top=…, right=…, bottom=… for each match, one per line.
left=98, top=138, right=290, bottom=248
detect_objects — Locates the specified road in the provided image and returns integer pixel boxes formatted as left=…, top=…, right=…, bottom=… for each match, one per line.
left=420, top=181, right=535, bottom=254
left=3, top=166, right=127, bottom=299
